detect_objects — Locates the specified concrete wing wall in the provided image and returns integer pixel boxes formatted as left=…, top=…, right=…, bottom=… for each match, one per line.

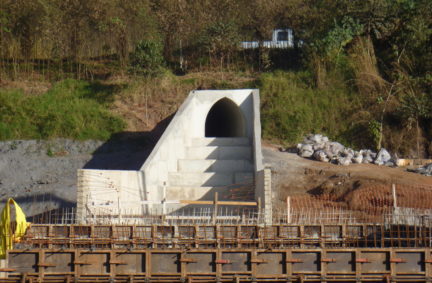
left=77, top=169, right=144, bottom=223
left=139, top=91, right=197, bottom=204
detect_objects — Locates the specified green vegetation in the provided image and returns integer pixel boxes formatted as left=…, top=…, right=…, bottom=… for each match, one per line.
left=130, top=39, right=165, bottom=75
left=259, top=71, right=357, bottom=146
left=0, top=0, right=431, bottom=156
left=0, top=80, right=125, bottom=140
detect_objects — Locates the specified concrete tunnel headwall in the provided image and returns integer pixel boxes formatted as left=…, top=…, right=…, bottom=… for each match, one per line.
left=77, top=89, right=269, bottom=223
left=139, top=89, right=264, bottom=205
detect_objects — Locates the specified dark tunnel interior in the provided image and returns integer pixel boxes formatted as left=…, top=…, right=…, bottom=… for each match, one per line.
left=205, top=98, right=246, bottom=137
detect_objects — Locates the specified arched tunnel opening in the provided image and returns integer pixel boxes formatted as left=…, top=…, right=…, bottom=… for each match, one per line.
left=205, top=98, right=246, bottom=137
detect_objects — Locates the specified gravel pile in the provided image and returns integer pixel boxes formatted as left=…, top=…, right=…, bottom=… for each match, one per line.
left=296, top=134, right=395, bottom=166
left=408, top=163, right=432, bottom=176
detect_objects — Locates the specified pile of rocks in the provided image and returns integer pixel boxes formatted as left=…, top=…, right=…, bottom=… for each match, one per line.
left=296, top=134, right=395, bottom=166
left=408, top=163, right=432, bottom=176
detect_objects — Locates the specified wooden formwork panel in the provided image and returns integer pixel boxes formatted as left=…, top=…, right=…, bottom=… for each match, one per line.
left=27, top=226, right=49, bottom=239
left=361, top=251, right=390, bottom=273
left=197, top=226, right=216, bottom=239
left=279, top=225, right=299, bottom=238
left=5, top=248, right=432, bottom=282
left=112, top=225, right=132, bottom=240
left=92, top=226, right=111, bottom=239
left=21, top=223, right=432, bottom=250
left=133, top=226, right=152, bottom=238
left=240, top=226, right=257, bottom=239
left=51, top=225, right=69, bottom=238
left=292, top=252, right=321, bottom=272
left=77, top=253, right=109, bottom=275
left=303, top=226, right=321, bottom=239
left=323, top=226, right=342, bottom=240
left=326, top=252, right=355, bottom=273
left=220, top=226, right=236, bottom=239
left=150, top=253, right=180, bottom=274
left=394, top=252, right=425, bottom=273
left=262, top=226, right=277, bottom=239
left=187, top=253, right=216, bottom=273
left=8, top=253, right=38, bottom=273
left=221, top=252, right=250, bottom=272
left=155, top=226, right=174, bottom=239
left=114, top=253, right=145, bottom=274
left=256, top=252, right=285, bottom=275
left=44, top=252, right=74, bottom=273
left=178, top=226, right=195, bottom=239
left=71, top=225, right=91, bottom=239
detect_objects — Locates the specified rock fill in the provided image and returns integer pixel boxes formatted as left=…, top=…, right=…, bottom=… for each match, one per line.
left=408, top=163, right=432, bottom=176
left=296, top=134, right=394, bottom=166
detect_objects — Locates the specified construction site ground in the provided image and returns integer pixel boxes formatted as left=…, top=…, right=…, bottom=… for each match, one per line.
left=263, top=144, right=432, bottom=222
left=1, top=138, right=432, bottom=220
left=4, top=140, right=432, bottom=282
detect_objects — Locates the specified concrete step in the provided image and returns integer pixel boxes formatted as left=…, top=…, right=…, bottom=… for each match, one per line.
left=178, top=159, right=254, bottom=173
left=190, top=137, right=250, bottom=147
left=185, top=146, right=252, bottom=160
left=166, top=185, right=254, bottom=201
left=166, top=186, right=232, bottom=201
left=168, top=172, right=253, bottom=187
left=169, top=172, right=233, bottom=187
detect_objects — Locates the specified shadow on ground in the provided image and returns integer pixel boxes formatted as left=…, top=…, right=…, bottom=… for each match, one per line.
left=84, top=113, right=174, bottom=170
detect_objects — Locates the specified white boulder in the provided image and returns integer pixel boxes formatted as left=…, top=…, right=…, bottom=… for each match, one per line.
left=313, top=150, right=330, bottom=162
left=374, top=148, right=391, bottom=165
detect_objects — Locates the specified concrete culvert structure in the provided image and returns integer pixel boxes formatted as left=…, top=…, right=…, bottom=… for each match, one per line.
left=205, top=98, right=246, bottom=137
left=77, top=89, right=271, bottom=224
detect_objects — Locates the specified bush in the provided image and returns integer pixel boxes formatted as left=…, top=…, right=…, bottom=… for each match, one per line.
left=130, top=39, right=165, bottom=75
left=0, top=79, right=125, bottom=140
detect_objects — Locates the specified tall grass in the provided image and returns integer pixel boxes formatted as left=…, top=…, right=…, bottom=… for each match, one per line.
left=0, top=79, right=125, bottom=140
left=259, top=70, right=359, bottom=146
left=349, top=36, right=385, bottom=97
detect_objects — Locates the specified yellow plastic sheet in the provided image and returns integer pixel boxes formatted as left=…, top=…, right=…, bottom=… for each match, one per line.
left=0, top=198, right=28, bottom=259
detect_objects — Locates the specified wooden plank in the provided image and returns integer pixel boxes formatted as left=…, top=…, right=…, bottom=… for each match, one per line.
left=179, top=200, right=257, bottom=206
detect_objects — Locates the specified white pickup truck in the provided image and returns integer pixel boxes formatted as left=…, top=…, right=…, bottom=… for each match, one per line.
left=241, top=29, right=294, bottom=49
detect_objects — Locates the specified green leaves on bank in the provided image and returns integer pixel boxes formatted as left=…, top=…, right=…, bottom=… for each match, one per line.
left=0, top=79, right=125, bottom=140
